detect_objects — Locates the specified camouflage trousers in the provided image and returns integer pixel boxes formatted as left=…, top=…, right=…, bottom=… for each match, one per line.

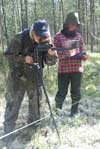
left=4, top=71, right=42, bottom=135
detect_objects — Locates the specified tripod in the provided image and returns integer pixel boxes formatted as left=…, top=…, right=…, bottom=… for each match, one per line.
left=32, top=47, right=61, bottom=142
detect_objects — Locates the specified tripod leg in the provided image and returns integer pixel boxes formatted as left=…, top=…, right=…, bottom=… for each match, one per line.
left=34, top=64, right=61, bottom=142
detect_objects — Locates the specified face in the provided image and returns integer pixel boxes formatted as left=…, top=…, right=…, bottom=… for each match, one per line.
left=67, top=23, right=77, bottom=31
left=32, top=31, right=40, bottom=43
left=32, top=31, right=51, bottom=43
left=40, top=36, right=51, bottom=43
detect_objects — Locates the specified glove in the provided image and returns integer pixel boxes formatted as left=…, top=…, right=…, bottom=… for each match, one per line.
left=71, top=52, right=88, bottom=60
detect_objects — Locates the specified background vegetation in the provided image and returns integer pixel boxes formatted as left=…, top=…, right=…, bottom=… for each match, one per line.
left=0, top=0, right=100, bottom=148
left=1, top=0, right=100, bottom=50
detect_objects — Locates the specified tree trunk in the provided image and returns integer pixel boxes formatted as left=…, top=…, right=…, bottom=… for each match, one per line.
left=20, top=0, right=28, bottom=30
left=52, top=0, right=57, bottom=33
left=1, top=0, right=9, bottom=45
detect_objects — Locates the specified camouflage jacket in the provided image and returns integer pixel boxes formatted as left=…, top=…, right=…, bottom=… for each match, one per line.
left=4, top=29, right=57, bottom=80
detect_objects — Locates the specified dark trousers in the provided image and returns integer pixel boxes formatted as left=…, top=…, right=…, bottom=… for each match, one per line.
left=4, top=71, right=41, bottom=136
left=55, top=72, right=82, bottom=109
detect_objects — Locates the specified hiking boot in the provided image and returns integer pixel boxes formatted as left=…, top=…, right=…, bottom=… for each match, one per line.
left=70, top=102, right=79, bottom=117
left=56, top=102, right=63, bottom=110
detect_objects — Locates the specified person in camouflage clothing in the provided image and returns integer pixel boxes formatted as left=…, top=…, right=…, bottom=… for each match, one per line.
left=3, top=20, right=57, bottom=143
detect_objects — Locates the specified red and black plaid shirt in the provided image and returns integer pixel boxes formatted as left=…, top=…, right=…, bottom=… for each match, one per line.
left=54, top=32, right=85, bottom=74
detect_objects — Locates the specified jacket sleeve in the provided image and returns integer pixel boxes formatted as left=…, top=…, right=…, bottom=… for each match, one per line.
left=71, top=51, right=86, bottom=59
left=4, top=33, right=24, bottom=64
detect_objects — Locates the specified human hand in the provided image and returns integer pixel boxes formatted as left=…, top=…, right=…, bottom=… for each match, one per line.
left=83, top=54, right=88, bottom=61
left=48, top=49, right=57, bottom=57
left=67, top=49, right=77, bottom=57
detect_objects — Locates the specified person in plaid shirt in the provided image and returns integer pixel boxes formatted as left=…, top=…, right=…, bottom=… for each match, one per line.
left=54, top=12, right=88, bottom=116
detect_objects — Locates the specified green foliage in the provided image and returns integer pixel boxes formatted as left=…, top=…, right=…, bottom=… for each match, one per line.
left=83, top=52, right=100, bottom=96
left=44, top=65, right=58, bottom=95
left=1, top=0, right=79, bottom=41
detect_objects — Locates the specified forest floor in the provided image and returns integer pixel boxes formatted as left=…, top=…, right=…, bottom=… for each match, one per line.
left=0, top=51, right=100, bottom=149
